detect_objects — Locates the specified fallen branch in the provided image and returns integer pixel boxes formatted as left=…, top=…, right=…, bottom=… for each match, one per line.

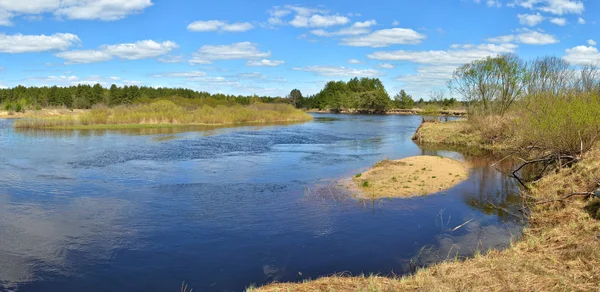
left=451, top=218, right=475, bottom=232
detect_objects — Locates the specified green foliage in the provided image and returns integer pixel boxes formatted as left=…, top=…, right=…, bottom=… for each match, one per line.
left=450, top=54, right=526, bottom=116
left=394, top=90, right=415, bottom=109
left=517, top=93, right=600, bottom=155
left=0, top=84, right=295, bottom=110
left=307, top=77, right=391, bottom=113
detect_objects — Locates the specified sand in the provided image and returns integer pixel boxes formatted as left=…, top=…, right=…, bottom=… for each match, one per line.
left=351, top=156, right=469, bottom=198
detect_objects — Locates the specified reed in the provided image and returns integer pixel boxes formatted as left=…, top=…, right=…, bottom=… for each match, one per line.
left=14, top=100, right=313, bottom=129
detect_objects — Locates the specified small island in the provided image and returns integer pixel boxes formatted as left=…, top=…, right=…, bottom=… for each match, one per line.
left=351, top=156, right=469, bottom=198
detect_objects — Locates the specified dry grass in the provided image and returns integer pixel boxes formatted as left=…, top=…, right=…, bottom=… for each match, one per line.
left=412, top=118, right=513, bottom=151
left=350, top=156, right=469, bottom=198
left=13, top=100, right=313, bottom=129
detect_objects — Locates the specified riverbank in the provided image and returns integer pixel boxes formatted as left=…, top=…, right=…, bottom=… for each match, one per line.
left=252, top=122, right=600, bottom=291
left=412, top=118, right=512, bottom=151
left=349, top=156, right=469, bottom=199
left=306, top=108, right=467, bottom=116
left=12, top=101, right=313, bottom=129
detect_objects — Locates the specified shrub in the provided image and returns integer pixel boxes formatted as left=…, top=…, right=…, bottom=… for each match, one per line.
left=516, top=92, right=600, bottom=156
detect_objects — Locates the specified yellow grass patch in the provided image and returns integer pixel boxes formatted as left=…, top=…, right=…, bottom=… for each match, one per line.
left=350, top=156, right=469, bottom=198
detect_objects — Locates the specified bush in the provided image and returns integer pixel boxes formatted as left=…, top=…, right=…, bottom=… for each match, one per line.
left=516, top=93, right=600, bottom=155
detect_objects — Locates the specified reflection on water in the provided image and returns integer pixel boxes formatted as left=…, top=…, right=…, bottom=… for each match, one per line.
left=0, top=115, right=523, bottom=292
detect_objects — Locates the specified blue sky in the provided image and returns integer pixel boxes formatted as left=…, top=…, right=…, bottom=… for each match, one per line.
left=0, top=0, right=598, bottom=98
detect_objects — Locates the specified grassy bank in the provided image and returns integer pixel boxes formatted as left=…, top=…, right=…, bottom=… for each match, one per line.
left=13, top=100, right=313, bottom=129
left=252, top=129, right=600, bottom=292
left=411, top=115, right=515, bottom=151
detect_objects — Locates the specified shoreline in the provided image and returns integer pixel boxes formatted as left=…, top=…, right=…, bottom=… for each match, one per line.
left=305, top=108, right=467, bottom=116
left=252, top=121, right=600, bottom=291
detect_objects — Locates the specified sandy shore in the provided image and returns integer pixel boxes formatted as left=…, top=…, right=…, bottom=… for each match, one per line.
left=350, top=156, right=469, bottom=198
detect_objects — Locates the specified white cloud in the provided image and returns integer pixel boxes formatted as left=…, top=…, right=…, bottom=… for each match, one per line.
left=517, top=13, right=545, bottom=26
left=187, top=20, right=254, bottom=32
left=368, top=43, right=518, bottom=65
left=549, top=17, right=567, bottom=25
left=157, top=55, right=184, bottom=63
left=26, top=75, right=79, bottom=82
left=189, top=42, right=271, bottom=65
left=293, top=66, right=384, bottom=77
left=378, top=63, right=395, bottom=69
left=0, top=0, right=153, bottom=24
left=150, top=71, right=207, bottom=78
left=0, top=33, right=79, bottom=53
left=310, top=20, right=376, bottom=37
left=348, top=59, right=362, bottom=64
left=392, top=20, right=399, bottom=26
left=511, top=0, right=584, bottom=15
left=268, top=5, right=349, bottom=28
left=578, top=17, right=586, bottom=24
left=487, top=30, right=558, bottom=45
left=341, top=28, right=426, bottom=47
left=104, top=40, right=178, bottom=60
left=486, top=0, right=502, bottom=7
left=563, top=45, right=600, bottom=65
left=588, top=39, right=597, bottom=46
left=55, top=40, right=178, bottom=64
left=246, top=59, right=285, bottom=67
left=55, top=50, right=113, bottom=64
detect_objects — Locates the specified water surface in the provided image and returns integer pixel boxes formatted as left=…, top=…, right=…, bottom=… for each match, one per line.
left=0, top=114, right=523, bottom=292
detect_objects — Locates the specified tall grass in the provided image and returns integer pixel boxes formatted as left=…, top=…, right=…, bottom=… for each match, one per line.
left=14, top=100, right=313, bottom=129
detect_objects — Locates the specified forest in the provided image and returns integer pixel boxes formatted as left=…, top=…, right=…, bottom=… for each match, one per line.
left=0, top=84, right=290, bottom=112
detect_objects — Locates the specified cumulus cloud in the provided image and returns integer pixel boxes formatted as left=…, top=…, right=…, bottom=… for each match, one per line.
left=246, top=59, right=284, bottom=67
left=189, top=42, right=271, bottom=65
left=517, top=13, right=545, bottom=26
left=187, top=20, right=254, bottom=32
left=563, top=45, right=600, bottom=65
left=588, top=39, right=597, bottom=46
left=347, top=59, right=362, bottom=64
left=55, top=40, right=178, bottom=64
left=267, top=5, right=349, bottom=28
left=511, top=0, right=584, bottom=15
left=341, top=28, right=426, bottom=47
left=549, top=17, right=567, bottom=25
left=368, top=43, right=518, bottom=65
left=0, top=0, right=153, bottom=25
left=0, top=33, right=79, bottom=53
left=311, top=20, right=376, bottom=37
left=377, top=63, right=395, bottom=69
left=293, top=65, right=384, bottom=77
left=578, top=17, right=585, bottom=24
left=487, top=30, right=558, bottom=45
left=157, top=55, right=184, bottom=63
left=150, top=71, right=207, bottom=78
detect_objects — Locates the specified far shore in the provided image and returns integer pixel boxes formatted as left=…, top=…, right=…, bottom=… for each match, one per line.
left=306, top=108, right=467, bottom=116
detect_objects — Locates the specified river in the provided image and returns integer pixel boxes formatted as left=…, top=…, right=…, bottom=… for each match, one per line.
left=0, top=114, right=523, bottom=292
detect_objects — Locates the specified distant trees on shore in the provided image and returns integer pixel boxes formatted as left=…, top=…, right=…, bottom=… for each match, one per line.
left=0, top=84, right=291, bottom=111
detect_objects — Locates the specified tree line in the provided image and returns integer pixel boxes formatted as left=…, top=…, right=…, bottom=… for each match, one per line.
left=287, top=77, right=463, bottom=113
left=0, top=84, right=291, bottom=112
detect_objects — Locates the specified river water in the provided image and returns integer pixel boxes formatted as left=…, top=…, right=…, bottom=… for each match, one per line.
left=0, top=114, right=523, bottom=292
